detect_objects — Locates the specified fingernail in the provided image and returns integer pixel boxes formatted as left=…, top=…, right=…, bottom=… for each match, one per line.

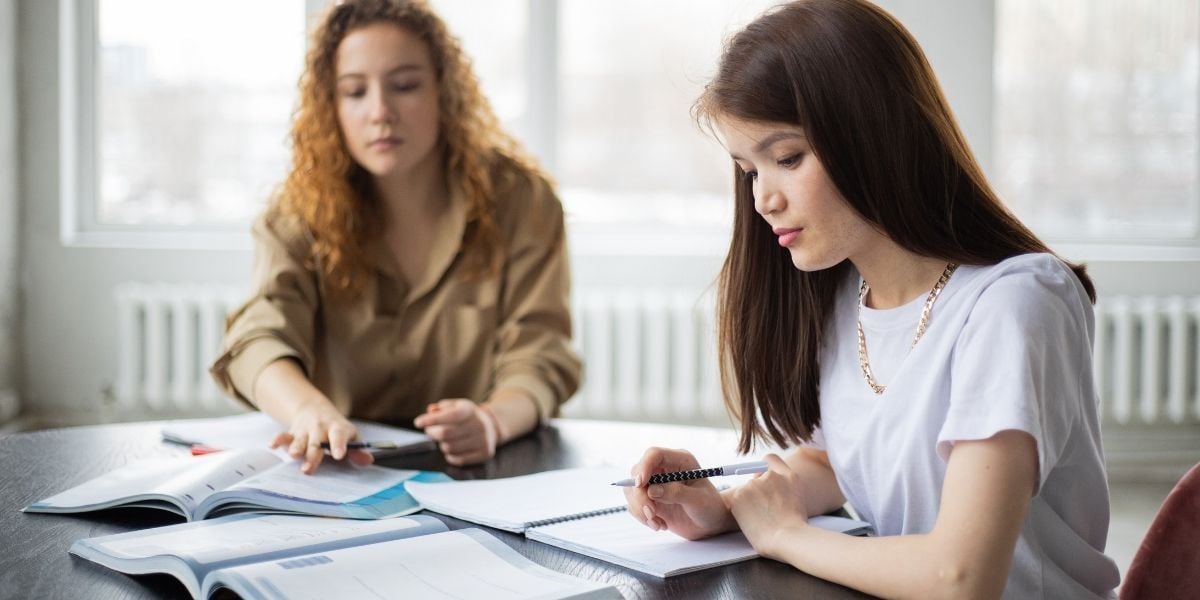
left=642, top=506, right=656, bottom=529
left=648, top=485, right=663, bottom=499
left=633, top=475, right=642, bottom=488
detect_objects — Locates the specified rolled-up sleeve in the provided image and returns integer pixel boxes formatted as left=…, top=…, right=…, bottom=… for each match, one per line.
left=210, top=214, right=320, bottom=407
left=492, top=180, right=582, bottom=421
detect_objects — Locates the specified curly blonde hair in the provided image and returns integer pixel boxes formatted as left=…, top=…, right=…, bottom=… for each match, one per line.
left=279, top=0, right=544, bottom=298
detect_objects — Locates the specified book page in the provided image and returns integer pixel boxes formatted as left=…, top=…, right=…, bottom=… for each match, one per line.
left=211, top=529, right=619, bottom=600
left=162, top=412, right=433, bottom=455
left=153, top=449, right=282, bottom=512
left=527, top=510, right=758, bottom=577
left=82, top=514, right=443, bottom=565
left=225, top=459, right=424, bottom=504
left=24, top=449, right=277, bottom=515
left=406, top=467, right=629, bottom=531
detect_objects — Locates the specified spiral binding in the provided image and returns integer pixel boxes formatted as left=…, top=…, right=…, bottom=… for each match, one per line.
left=647, top=466, right=723, bottom=485
left=527, top=505, right=628, bottom=529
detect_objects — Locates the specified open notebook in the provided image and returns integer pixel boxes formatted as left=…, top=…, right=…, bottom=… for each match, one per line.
left=71, top=513, right=621, bottom=600
left=406, top=467, right=874, bottom=577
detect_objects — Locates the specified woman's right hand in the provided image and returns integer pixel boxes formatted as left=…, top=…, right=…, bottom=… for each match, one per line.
left=268, top=399, right=374, bottom=474
left=624, top=447, right=738, bottom=540
left=255, top=359, right=373, bottom=474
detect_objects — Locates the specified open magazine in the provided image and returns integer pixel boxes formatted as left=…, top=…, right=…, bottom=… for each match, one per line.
left=25, top=448, right=447, bottom=521
left=71, top=513, right=621, bottom=600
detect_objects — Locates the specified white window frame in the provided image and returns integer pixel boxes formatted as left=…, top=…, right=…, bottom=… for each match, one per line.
left=58, top=0, right=258, bottom=250
left=60, top=0, right=1197, bottom=261
left=990, top=0, right=1200, bottom=263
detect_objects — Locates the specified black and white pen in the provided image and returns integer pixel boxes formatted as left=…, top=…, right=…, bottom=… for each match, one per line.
left=610, top=460, right=769, bottom=487
left=318, top=441, right=400, bottom=450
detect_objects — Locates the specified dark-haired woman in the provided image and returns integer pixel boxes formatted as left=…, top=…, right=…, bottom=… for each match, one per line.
left=623, top=1, right=1119, bottom=598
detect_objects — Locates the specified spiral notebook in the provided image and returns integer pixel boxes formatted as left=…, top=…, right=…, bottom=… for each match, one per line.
left=406, top=467, right=873, bottom=577
left=406, top=467, right=630, bottom=533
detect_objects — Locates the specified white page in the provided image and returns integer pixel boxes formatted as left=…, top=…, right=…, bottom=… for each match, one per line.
left=406, top=467, right=629, bottom=531
left=161, top=412, right=432, bottom=454
left=216, top=529, right=617, bottom=600
left=27, top=449, right=278, bottom=514
left=527, top=510, right=757, bottom=577
left=153, top=449, right=282, bottom=510
left=94, top=514, right=430, bottom=565
left=29, top=457, right=196, bottom=510
left=225, top=459, right=421, bottom=504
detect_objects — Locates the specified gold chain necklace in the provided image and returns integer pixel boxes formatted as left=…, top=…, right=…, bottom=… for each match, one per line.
left=856, top=263, right=958, bottom=395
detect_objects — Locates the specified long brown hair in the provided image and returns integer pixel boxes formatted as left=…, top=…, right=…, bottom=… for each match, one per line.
left=697, top=0, right=1096, bottom=453
left=279, top=0, right=544, bottom=298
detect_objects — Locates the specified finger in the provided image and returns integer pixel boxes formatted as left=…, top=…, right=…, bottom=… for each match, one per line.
left=288, top=431, right=309, bottom=458
left=439, top=436, right=486, bottom=456
left=646, top=480, right=714, bottom=506
left=326, top=427, right=352, bottom=461
left=444, top=451, right=479, bottom=467
left=302, top=441, right=324, bottom=474
left=764, top=453, right=790, bottom=473
left=347, top=449, right=374, bottom=466
left=270, top=432, right=293, bottom=450
left=634, top=447, right=701, bottom=484
left=416, top=408, right=467, bottom=429
left=430, top=423, right=480, bottom=446
left=642, top=504, right=667, bottom=531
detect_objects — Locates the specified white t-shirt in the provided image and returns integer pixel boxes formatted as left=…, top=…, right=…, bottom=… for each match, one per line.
left=812, top=253, right=1120, bottom=599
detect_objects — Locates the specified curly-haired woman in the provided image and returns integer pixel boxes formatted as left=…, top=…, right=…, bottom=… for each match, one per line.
left=211, top=0, right=580, bottom=472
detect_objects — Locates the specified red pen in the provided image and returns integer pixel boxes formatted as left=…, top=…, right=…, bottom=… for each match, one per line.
left=190, top=444, right=222, bottom=455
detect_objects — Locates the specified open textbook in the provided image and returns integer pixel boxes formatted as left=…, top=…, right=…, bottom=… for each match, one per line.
left=161, top=411, right=435, bottom=456
left=24, top=448, right=448, bottom=521
left=406, top=467, right=874, bottom=577
left=70, top=513, right=621, bottom=600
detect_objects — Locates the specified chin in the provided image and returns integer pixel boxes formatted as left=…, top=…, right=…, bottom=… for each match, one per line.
left=788, top=249, right=841, bottom=273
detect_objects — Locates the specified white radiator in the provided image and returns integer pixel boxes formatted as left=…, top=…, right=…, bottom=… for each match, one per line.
left=1094, top=296, right=1200, bottom=425
left=112, top=284, right=1200, bottom=429
left=114, top=283, right=246, bottom=413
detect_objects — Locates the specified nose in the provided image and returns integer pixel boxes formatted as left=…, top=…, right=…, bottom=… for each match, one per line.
left=368, top=85, right=395, bottom=125
left=753, top=175, right=784, bottom=217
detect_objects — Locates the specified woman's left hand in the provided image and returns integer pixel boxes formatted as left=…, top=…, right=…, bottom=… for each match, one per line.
left=728, top=453, right=811, bottom=559
left=413, top=399, right=502, bottom=466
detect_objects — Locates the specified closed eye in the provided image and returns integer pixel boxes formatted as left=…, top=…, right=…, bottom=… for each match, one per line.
left=777, top=153, right=804, bottom=169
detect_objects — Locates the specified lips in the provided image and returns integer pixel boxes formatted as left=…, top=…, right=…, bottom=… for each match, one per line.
left=772, top=226, right=802, bottom=247
left=369, top=136, right=401, bottom=149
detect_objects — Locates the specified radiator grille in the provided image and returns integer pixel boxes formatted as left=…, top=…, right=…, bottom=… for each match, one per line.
left=113, top=284, right=1200, bottom=429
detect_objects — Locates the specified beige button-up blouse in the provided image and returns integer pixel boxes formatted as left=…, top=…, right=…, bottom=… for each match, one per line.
left=209, top=173, right=581, bottom=426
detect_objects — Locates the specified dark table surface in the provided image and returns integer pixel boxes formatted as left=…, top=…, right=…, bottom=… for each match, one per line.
left=0, top=418, right=873, bottom=599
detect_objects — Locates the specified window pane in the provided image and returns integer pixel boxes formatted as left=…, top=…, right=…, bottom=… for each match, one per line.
left=96, top=0, right=305, bottom=226
left=559, top=0, right=777, bottom=225
left=429, top=0, right=528, bottom=125
left=994, top=0, right=1199, bottom=240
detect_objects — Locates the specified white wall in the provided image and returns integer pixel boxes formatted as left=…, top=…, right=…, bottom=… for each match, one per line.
left=16, top=0, right=1200, bottom=426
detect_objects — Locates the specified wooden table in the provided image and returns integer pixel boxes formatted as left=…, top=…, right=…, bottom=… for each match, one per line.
left=0, top=418, right=873, bottom=599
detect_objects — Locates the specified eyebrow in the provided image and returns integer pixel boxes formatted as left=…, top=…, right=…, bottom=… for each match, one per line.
left=753, top=131, right=807, bottom=153
left=336, top=64, right=426, bottom=82
left=728, top=130, right=808, bottom=161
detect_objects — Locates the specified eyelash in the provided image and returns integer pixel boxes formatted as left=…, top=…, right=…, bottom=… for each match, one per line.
left=777, top=153, right=804, bottom=168
left=741, top=153, right=804, bottom=182
left=340, top=82, right=421, bottom=98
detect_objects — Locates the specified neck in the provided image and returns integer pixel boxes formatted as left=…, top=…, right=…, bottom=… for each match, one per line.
left=373, top=151, right=446, bottom=227
left=852, top=242, right=950, bottom=309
